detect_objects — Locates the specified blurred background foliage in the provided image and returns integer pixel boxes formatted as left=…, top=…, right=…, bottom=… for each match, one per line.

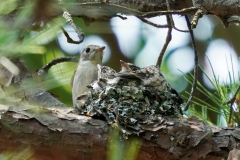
left=0, top=0, right=239, bottom=127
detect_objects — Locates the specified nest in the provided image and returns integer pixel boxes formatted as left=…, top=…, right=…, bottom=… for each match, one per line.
left=76, top=62, right=184, bottom=136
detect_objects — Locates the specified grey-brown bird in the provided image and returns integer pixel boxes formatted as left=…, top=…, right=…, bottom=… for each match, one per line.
left=97, top=64, right=116, bottom=79
left=71, top=45, right=105, bottom=109
left=115, top=60, right=168, bottom=92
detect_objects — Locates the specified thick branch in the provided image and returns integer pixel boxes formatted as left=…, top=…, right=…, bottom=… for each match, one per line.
left=53, top=0, right=240, bottom=25
left=4, top=0, right=239, bottom=29
left=0, top=103, right=235, bottom=160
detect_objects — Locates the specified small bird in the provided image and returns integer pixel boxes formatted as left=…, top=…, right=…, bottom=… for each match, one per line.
left=115, top=60, right=168, bottom=91
left=71, top=45, right=105, bottom=109
left=86, top=65, right=116, bottom=91
left=107, top=60, right=141, bottom=84
left=97, top=64, right=116, bottom=79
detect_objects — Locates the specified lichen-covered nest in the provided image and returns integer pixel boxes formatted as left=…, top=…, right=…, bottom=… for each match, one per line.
left=76, top=61, right=183, bottom=135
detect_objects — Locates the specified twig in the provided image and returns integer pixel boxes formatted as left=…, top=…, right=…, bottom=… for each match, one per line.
left=136, top=16, right=169, bottom=28
left=62, top=9, right=84, bottom=44
left=227, top=84, right=240, bottom=124
left=115, top=15, right=127, bottom=20
left=136, top=15, right=188, bottom=32
left=37, top=57, right=77, bottom=76
left=156, top=16, right=172, bottom=67
left=165, top=0, right=189, bottom=33
left=183, top=16, right=198, bottom=111
left=172, top=21, right=189, bottom=32
left=191, top=9, right=203, bottom=29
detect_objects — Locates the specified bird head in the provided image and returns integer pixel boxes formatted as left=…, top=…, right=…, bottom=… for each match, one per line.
left=80, top=45, right=105, bottom=64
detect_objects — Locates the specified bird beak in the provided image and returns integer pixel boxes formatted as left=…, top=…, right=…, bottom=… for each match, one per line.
left=120, top=60, right=131, bottom=71
left=96, top=46, right=105, bottom=52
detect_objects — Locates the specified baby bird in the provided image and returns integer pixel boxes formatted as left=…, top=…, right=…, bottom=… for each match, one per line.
left=86, top=65, right=116, bottom=91
left=97, top=64, right=116, bottom=79
left=71, top=45, right=105, bottom=109
left=115, top=60, right=168, bottom=91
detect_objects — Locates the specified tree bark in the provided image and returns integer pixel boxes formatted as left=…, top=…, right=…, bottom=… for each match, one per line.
left=55, top=0, right=240, bottom=17
left=7, top=0, right=240, bottom=28
left=51, top=0, right=240, bottom=28
left=0, top=102, right=238, bottom=160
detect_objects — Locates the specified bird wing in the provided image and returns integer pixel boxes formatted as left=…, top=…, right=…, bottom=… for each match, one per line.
left=70, top=69, right=77, bottom=89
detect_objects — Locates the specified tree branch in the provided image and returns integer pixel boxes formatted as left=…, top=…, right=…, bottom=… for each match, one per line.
left=53, top=0, right=240, bottom=28
left=0, top=103, right=234, bottom=160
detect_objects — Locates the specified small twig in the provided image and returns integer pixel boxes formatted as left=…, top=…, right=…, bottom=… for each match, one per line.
left=166, top=0, right=189, bottom=33
left=156, top=16, right=172, bottom=68
left=136, top=15, right=188, bottom=32
left=37, top=57, right=77, bottom=76
left=227, top=85, right=240, bottom=124
left=60, top=26, right=83, bottom=44
left=172, top=23, right=189, bottom=32
left=184, top=16, right=198, bottom=111
left=62, top=9, right=84, bottom=44
left=136, top=16, right=169, bottom=28
left=191, top=9, right=203, bottom=29
left=115, top=15, right=127, bottom=20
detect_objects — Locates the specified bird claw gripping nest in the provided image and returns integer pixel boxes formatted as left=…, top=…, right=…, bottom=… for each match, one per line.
left=76, top=61, right=183, bottom=136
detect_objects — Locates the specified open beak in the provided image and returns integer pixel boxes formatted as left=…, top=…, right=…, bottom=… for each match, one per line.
left=120, top=60, right=131, bottom=72
left=96, top=46, right=105, bottom=52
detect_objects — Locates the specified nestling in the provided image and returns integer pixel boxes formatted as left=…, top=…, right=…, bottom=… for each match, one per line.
left=71, top=45, right=105, bottom=109
left=116, top=60, right=168, bottom=92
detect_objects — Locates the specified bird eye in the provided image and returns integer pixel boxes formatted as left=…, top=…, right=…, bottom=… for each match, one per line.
left=85, top=47, right=91, bottom=53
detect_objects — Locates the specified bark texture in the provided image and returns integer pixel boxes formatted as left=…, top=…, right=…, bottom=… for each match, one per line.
left=0, top=103, right=239, bottom=160
left=52, top=0, right=240, bottom=27
left=7, top=0, right=240, bottom=28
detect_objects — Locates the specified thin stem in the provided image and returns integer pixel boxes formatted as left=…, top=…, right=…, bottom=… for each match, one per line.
left=37, top=57, right=77, bottom=76
left=183, top=16, right=198, bottom=111
left=62, top=9, right=84, bottom=44
left=156, top=16, right=172, bottom=67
